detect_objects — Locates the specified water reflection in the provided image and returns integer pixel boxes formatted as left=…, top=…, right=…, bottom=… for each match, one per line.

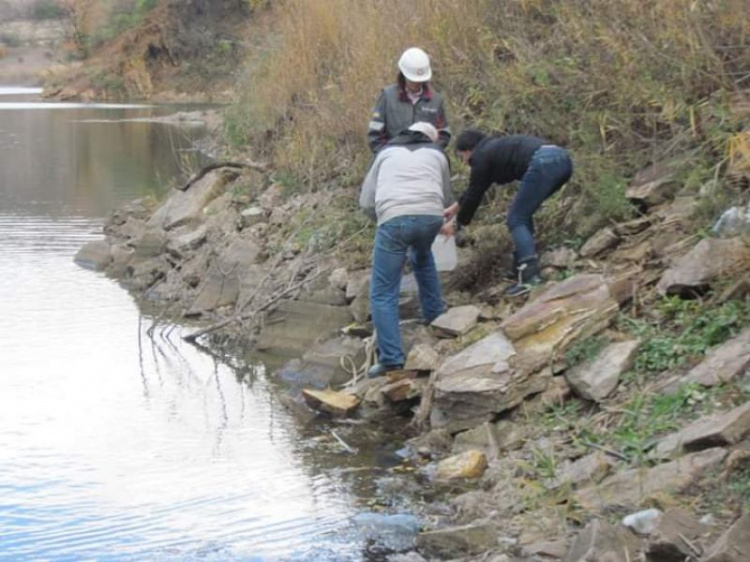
left=0, top=98, right=366, bottom=560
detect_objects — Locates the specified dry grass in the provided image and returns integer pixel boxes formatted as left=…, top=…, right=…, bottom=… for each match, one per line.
left=231, top=0, right=750, bottom=231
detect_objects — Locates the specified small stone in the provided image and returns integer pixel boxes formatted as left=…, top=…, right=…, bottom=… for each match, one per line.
left=328, top=267, right=349, bottom=290
left=435, top=450, right=488, bottom=480
left=622, top=508, right=662, bottom=535
left=240, top=206, right=266, bottom=227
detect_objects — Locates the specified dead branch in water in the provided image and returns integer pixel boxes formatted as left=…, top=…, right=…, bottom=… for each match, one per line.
left=177, top=160, right=269, bottom=192
left=182, top=265, right=329, bottom=343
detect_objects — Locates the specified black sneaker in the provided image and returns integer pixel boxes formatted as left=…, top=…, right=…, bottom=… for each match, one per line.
left=504, top=276, right=543, bottom=298
left=505, top=255, right=543, bottom=298
left=368, top=363, right=404, bottom=379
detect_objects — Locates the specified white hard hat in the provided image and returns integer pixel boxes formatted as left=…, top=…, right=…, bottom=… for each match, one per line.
left=408, top=122, right=439, bottom=143
left=398, top=47, right=432, bottom=82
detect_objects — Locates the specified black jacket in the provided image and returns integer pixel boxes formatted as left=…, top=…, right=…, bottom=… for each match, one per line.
left=457, top=135, right=546, bottom=225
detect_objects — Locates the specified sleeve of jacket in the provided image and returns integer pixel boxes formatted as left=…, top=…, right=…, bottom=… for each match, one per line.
left=435, top=97, right=451, bottom=150
left=367, top=91, right=388, bottom=154
left=456, top=158, right=493, bottom=226
left=359, top=154, right=382, bottom=221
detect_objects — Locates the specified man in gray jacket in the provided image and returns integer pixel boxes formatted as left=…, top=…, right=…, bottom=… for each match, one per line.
left=360, top=122, right=453, bottom=377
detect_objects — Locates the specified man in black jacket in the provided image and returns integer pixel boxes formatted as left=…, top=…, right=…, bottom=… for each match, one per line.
left=443, top=129, right=573, bottom=296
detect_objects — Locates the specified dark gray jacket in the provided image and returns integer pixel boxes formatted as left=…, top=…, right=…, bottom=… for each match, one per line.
left=367, top=84, right=450, bottom=153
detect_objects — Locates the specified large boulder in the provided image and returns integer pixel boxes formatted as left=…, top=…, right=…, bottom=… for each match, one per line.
left=431, top=332, right=551, bottom=433
left=501, top=274, right=622, bottom=373
left=657, top=237, right=750, bottom=296
left=148, top=168, right=239, bottom=231
left=74, top=240, right=111, bottom=271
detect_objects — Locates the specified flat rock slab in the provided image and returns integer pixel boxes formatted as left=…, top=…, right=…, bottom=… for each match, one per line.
left=625, top=162, right=678, bottom=207
left=431, top=305, right=481, bottom=337
left=652, top=402, right=750, bottom=460
left=575, top=448, right=728, bottom=512
left=302, top=388, right=360, bottom=416
left=579, top=227, right=620, bottom=258
left=565, top=340, right=640, bottom=402
left=563, top=519, right=641, bottom=562
left=679, top=328, right=750, bottom=388
left=501, top=274, right=620, bottom=374
left=657, top=237, right=750, bottom=296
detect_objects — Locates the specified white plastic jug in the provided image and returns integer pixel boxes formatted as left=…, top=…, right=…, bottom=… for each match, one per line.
left=431, top=233, right=457, bottom=272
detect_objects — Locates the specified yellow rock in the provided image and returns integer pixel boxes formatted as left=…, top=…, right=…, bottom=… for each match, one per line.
left=302, top=388, right=360, bottom=416
left=435, top=450, right=488, bottom=480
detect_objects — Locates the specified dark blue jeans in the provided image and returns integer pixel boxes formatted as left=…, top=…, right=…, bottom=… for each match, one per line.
left=370, top=215, right=444, bottom=367
left=506, top=146, right=573, bottom=261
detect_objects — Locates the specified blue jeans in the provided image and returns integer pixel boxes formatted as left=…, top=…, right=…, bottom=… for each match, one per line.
left=370, top=215, right=444, bottom=366
left=506, top=146, right=573, bottom=261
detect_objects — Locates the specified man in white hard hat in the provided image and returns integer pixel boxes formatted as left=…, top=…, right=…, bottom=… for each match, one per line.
left=360, top=122, right=454, bottom=377
left=367, top=47, right=451, bottom=153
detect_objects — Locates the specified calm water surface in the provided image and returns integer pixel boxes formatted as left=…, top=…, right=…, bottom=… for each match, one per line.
left=0, top=89, right=371, bottom=561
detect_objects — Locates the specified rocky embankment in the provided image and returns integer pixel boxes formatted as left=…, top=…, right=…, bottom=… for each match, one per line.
left=76, top=150, right=750, bottom=560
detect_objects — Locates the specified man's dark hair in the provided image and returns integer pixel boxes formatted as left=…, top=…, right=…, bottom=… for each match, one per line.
left=455, top=128, right=487, bottom=152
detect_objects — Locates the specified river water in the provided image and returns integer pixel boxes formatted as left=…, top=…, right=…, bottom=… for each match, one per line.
left=0, top=90, right=397, bottom=561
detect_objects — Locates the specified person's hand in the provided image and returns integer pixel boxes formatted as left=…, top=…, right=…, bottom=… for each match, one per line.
left=443, top=202, right=459, bottom=222
left=440, top=220, right=456, bottom=237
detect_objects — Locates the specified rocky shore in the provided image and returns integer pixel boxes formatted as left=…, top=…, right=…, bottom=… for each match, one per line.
left=75, top=128, right=750, bottom=560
